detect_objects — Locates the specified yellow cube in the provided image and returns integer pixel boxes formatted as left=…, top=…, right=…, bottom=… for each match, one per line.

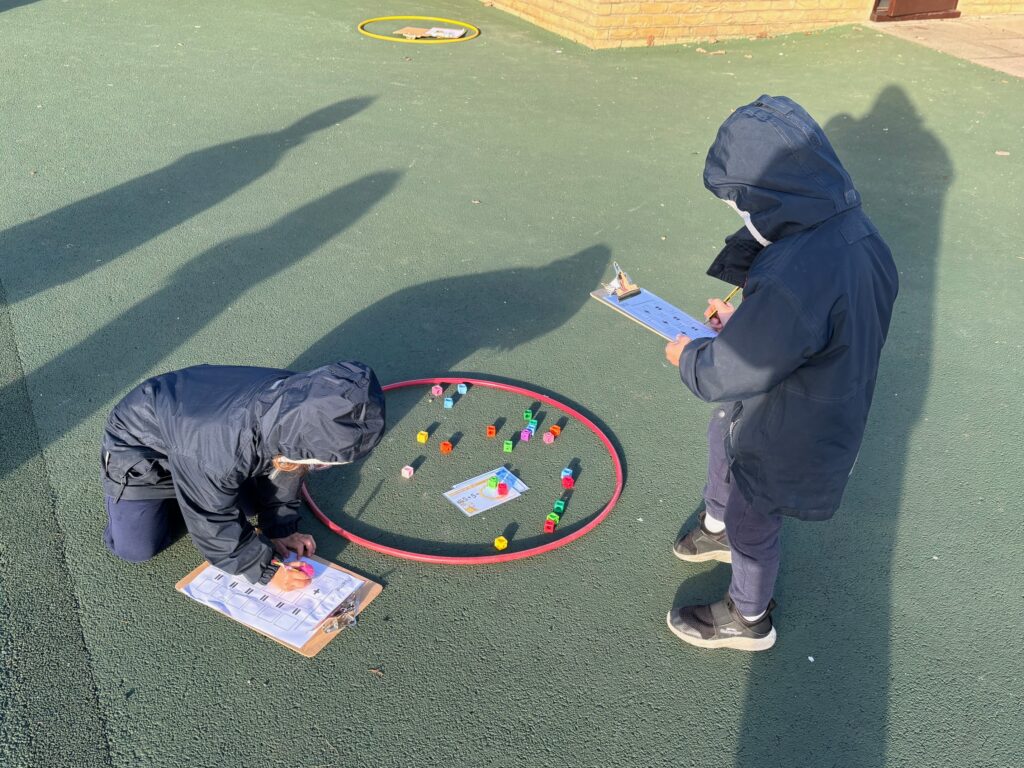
left=416, top=431, right=429, bottom=444
left=493, top=536, right=508, bottom=551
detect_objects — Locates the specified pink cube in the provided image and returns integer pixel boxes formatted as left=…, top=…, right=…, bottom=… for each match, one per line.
left=401, top=465, right=415, bottom=479
left=430, top=385, right=444, bottom=397
left=542, top=431, right=555, bottom=444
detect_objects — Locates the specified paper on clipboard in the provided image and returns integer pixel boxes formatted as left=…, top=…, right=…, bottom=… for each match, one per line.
left=178, top=557, right=363, bottom=651
left=590, top=287, right=717, bottom=341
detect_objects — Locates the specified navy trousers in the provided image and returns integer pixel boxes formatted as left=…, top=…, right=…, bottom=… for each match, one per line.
left=704, top=407, right=783, bottom=616
left=104, top=496, right=184, bottom=563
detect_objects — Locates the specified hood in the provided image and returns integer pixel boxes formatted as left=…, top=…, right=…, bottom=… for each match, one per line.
left=703, top=95, right=861, bottom=286
left=257, top=361, right=385, bottom=464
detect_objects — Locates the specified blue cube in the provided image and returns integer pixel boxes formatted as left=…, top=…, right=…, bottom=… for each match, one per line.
left=444, top=397, right=454, bottom=409
left=456, top=383, right=468, bottom=395
left=561, top=467, right=573, bottom=479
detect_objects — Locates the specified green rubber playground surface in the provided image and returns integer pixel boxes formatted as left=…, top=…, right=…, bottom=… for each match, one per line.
left=1, top=1, right=1022, bottom=766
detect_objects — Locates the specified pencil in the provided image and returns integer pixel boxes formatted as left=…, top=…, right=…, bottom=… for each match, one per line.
left=706, top=285, right=741, bottom=322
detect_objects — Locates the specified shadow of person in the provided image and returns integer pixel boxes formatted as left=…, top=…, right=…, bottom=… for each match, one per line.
left=0, top=97, right=374, bottom=304
left=731, top=87, right=949, bottom=768
left=0, top=171, right=401, bottom=482
left=291, top=245, right=612, bottom=550
left=0, top=1, right=39, bottom=12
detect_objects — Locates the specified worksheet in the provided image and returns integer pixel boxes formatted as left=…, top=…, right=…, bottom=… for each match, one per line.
left=590, top=288, right=717, bottom=341
left=178, top=557, right=363, bottom=649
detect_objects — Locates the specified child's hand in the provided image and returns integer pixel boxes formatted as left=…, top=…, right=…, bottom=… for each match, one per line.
left=704, top=299, right=735, bottom=332
left=270, top=532, right=316, bottom=559
left=664, top=334, right=691, bottom=367
left=269, top=563, right=312, bottom=592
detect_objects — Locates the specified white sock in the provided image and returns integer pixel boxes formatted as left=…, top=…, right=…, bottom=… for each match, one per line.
left=742, top=609, right=766, bottom=622
left=703, top=513, right=726, bottom=534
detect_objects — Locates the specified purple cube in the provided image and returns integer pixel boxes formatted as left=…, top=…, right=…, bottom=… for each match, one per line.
left=520, top=428, right=532, bottom=442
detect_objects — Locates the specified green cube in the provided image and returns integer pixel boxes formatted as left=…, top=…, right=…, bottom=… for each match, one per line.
left=487, top=476, right=499, bottom=489
left=523, top=409, right=533, bottom=421
left=528, top=419, right=538, bottom=430
left=503, top=440, right=514, bottom=453
left=546, top=512, right=561, bottom=524
left=553, top=500, right=565, bottom=513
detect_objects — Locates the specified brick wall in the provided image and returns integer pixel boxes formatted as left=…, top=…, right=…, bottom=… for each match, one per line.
left=487, top=0, right=874, bottom=47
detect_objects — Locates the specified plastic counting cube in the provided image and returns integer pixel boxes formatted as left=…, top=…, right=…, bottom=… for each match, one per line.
left=503, top=440, right=514, bottom=453
left=560, top=468, right=573, bottom=479
left=401, top=465, right=415, bottom=479
left=493, top=536, right=509, bottom=551
left=520, top=428, right=532, bottom=442
left=497, top=482, right=509, bottom=496
left=549, top=425, right=562, bottom=437
left=456, top=383, right=468, bottom=395
left=440, top=441, right=453, bottom=455
left=487, top=476, right=499, bottom=489
left=542, top=431, right=555, bottom=444
left=528, top=419, right=538, bottom=430
left=486, top=425, right=497, bottom=438
left=546, top=511, right=561, bottom=524
left=443, top=397, right=454, bottom=409
left=553, top=499, right=566, bottom=513
left=416, top=431, right=429, bottom=444
left=523, top=409, right=533, bottom=421
left=562, top=476, right=575, bottom=490
left=543, top=518, right=556, bottom=534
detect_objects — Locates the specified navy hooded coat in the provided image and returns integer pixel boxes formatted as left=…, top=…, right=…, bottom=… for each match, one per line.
left=101, top=361, right=385, bottom=582
left=679, top=96, right=898, bottom=521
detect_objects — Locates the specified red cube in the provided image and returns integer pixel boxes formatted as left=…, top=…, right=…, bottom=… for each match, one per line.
left=561, top=476, right=575, bottom=490
left=497, top=482, right=509, bottom=496
left=486, top=425, right=497, bottom=438
left=544, top=518, right=557, bottom=534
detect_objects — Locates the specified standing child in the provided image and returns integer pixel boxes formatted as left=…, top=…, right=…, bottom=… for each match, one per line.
left=664, top=96, right=898, bottom=650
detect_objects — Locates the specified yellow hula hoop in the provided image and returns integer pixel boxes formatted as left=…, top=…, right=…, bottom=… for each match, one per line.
left=357, top=15, right=481, bottom=44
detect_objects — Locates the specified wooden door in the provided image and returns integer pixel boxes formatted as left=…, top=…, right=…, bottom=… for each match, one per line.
left=871, top=0, right=960, bottom=20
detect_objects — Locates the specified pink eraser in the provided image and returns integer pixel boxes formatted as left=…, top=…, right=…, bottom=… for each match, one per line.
left=430, top=385, right=444, bottom=396
left=542, top=431, right=555, bottom=444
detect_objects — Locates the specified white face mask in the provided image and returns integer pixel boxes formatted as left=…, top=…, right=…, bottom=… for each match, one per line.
left=723, top=199, right=772, bottom=248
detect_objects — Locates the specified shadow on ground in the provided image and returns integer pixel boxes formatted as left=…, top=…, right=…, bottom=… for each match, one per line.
left=0, top=0, right=38, bottom=12
left=0, top=97, right=373, bottom=305
left=0, top=169, right=400, bottom=481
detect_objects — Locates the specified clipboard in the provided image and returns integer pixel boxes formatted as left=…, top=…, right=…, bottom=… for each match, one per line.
left=175, top=555, right=382, bottom=658
left=589, top=287, right=716, bottom=341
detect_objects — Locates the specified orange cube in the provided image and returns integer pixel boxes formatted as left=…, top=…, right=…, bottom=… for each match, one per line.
left=486, top=425, right=497, bottom=438
left=549, top=425, right=562, bottom=437
left=440, top=441, right=453, bottom=455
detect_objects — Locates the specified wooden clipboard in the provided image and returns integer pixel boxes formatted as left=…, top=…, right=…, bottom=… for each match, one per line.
left=175, top=555, right=382, bottom=658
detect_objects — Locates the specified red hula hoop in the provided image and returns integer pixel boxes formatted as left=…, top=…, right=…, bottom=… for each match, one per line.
left=302, top=376, right=624, bottom=564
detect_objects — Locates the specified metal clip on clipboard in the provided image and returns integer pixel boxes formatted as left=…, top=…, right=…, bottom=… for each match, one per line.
left=322, top=596, right=359, bottom=634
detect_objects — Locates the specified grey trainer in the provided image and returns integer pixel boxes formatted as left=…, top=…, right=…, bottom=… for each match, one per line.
left=673, top=510, right=732, bottom=563
left=667, top=596, right=777, bottom=651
